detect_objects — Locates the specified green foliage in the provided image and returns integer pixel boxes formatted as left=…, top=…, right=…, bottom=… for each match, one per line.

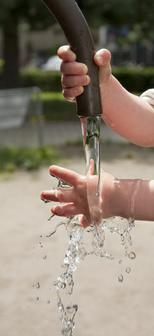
left=0, top=146, right=59, bottom=173
left=21, top=69, right=61, bottom=92
left=0, top=0, right=54, bottom=29
left=0, top=0, right=56, bottom=88
left=16, top=66, right=154, bottom=120
left=0, top=0, right=153, bottom=89
left=0, top=0, right=153, bottom=35
left=36, top=92, right=77, bottom=121
left=22, top=67, right=154, bottom=94
left=77, top=0, right=154, bottom=38
left=133, top=0, right=154, bottom=39
left=78, top=0, right=135, bottom=26
left=113, top=66, right=154, bottom=92
left=0, top=59, right=4, bottom=72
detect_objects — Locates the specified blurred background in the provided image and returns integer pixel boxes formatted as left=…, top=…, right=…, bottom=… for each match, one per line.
left=0, top=0, right=154, bottom=86
left=1, top=1, right=154, bottom=336
left=0, top=0, right=153, bottom=152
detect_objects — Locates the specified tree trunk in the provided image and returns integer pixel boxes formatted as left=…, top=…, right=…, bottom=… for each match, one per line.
left=0, top=14, right=20, bottom=88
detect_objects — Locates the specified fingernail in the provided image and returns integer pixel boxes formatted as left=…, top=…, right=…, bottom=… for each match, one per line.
left=95, top=55, right=103, bottom=64
left=83, top=64, right=88, bottom=73
left=67, top=97, right=76, bottom=103
left=86, top=75, right=90, bottom=85
left=79, top=86, right=84, bottom=94
left=40, top=192, right=45, bottom=200
left=51, top=206, right=56, bottom=214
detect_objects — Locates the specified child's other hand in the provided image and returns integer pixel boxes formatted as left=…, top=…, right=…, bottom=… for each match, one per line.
left=57, top=46, right=111, bottom=102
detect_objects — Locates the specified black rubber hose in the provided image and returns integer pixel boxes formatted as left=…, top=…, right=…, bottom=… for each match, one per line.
left=41, top=0, right=102, bottom=117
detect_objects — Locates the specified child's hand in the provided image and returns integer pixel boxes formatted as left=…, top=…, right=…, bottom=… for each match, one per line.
left=40, top=165, right=115, bottom=227
left=57, top=46, right=111, bottom=102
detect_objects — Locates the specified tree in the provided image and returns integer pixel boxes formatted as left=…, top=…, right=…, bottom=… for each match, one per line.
left=0, top=0, right=153, bottom=88
left=77, top=0, right=134, bottom=26
left=77, top=0, right=154, bottom=35
left=133, top=0, right=154, bottom=39
left=0, top=0, right=54, bottom=88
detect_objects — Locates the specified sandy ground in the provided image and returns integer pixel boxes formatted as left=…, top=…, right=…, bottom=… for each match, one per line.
left=1, top=147, right=154, bottom=336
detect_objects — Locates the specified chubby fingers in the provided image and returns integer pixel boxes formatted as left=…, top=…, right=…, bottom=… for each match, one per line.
left=79, top=214, right=91, bottom=228
left=61, top=62, right=89, bottom=100
left=58, top=45, right=88, bottom=75
left=62, top=74, right=90, bottom=89
left=94, top=49, right=111, bottom=66
left=51, top=203, right=80, bottom=217
left=41, top=190, right=90, bottom=220
left=51, top=204, right=91, bottom=221
left=59, top=46, right=90, bottom=101
left=57, top=45, right=76, bottom=62
left=94, top=49, right=112, bottom=82
left=41, top=187, right=74, bottom=203
left=49, top=165, right=81, bottom=186
left=61, top=61, right=88, bottom=76
left=59, top=47, right=111, bottom=101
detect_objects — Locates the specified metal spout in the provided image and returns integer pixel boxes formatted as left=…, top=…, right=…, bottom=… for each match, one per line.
left=41, top=0, right=102, bottom=117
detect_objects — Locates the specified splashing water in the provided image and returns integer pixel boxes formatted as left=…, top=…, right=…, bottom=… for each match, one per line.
left=40, top=116, right=136, bottom=335
left=54, top=217, right=85, bottom=336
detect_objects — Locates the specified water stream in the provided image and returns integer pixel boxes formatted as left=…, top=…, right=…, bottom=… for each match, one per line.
left=40, top=116, right=136, bottom=335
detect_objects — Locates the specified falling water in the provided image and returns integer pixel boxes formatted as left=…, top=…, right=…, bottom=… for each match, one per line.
left=80, top=116, right=101, bottom=177
left=40, top=116, right=136, bottom=335
left=80, top=116, right=136, bottom=269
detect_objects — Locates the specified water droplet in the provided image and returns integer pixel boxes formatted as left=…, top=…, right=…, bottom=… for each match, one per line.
left=58, top=302, right=63, bottom=312
left=39, top=241, right=44, bottom=248
left=32, top=282, right=40, bottom=289
left=56, top=280, right=66, bottom=290
left=64, top=256, right=69, bottom=265
left=36, top=282, right=40, bottom=289
left=118, top=274, right=124, bottom=283
left=44, top=199, right=50, bottom=203
left=128, top=251, right=136, bottom=260
left=126, top=267, right=131, bottom=274
left=66, top=306, right=74, bottom=314
left=96, top=192, right=99, bottom=198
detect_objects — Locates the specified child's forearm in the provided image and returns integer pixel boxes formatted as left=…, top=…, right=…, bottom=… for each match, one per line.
left=101, top=75, right=154, bottom=147
left=111, top=178, right=154, bottom=221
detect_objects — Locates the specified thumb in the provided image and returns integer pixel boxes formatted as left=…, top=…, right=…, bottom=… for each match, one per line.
left=94, top=49, right=112, bottom=83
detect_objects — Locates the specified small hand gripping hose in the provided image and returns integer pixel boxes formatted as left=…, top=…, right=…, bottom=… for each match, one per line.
left=41, top=0, right=102, bottom=117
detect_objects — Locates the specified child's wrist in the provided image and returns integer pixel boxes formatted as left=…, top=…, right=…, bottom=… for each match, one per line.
left=129, top=179, right=142, bottom=219
left=102, top=177, right=124, bottom=218
left=110, top=178, right=126, bottom=217
left=112, top=178, right=142, bottom=219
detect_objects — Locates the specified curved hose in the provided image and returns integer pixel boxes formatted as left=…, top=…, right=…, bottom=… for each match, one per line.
left=42, top=0, right=102, bottom=117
